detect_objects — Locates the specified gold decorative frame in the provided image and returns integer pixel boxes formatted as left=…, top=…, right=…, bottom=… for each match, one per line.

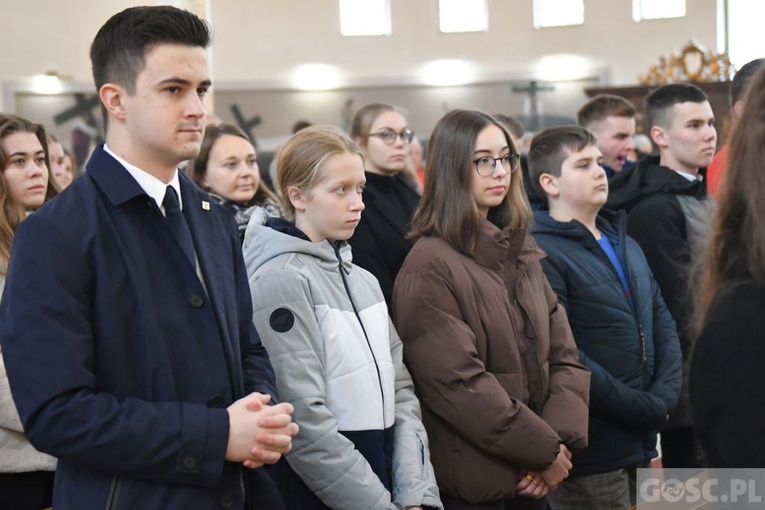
left=638, top=39, right=733, bottom=85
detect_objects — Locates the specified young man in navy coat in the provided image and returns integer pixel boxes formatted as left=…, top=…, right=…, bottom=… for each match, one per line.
left=0, top=6, right=298, bottom=509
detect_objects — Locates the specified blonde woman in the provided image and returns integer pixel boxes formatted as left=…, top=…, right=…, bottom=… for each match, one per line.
left=243, top=125, right=441, bottom=510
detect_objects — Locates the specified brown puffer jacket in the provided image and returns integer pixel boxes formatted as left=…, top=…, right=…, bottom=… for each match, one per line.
left=393, top=220, right=590, bottom=503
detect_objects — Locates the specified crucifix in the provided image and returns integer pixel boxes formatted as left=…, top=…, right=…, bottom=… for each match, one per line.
left=511, top=80, right=555, bottom=131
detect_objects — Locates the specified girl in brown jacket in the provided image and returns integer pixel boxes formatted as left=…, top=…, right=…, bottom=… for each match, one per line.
left=393, top=110, right=590, bottom=510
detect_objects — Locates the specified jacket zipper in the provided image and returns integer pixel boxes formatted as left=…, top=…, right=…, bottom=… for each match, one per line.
left=601, top=230, right=650, bottom=387
left=513, top=269, right=546, bottom=410
left=332, top=243, right=386, bottom=430
left=105, top=474, right=121, bottom=510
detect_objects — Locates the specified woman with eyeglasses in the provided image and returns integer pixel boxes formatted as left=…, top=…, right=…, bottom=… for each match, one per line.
left=393, top=110, right=590, bottom=510
left=348, top=103, right=420, bottom=310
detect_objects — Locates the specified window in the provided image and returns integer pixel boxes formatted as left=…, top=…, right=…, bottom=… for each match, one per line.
left=439, top=0, right=488, bottom=33
left=339, top=0, right=390, bottom=36
left=725, top=0, right=765, bottom=68
left=533, top=0, right=584, bottom=29
left=632, top=0, right=686, bottom=22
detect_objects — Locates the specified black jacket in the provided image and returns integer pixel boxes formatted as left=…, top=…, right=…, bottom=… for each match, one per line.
left=532, top=209, right=682, bottom=476
left=606, top=156, right=714, bottom=429
left=348, top=172, right=420, bottom=310
left=691, top=280, right=765, bottom=467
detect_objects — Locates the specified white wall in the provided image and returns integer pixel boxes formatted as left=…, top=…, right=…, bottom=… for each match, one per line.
left=210, top=0, right=718, bottom=87
left=0, top=0, right=720, bottom=144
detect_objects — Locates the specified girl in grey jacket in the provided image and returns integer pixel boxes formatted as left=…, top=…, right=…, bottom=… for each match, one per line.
left=242, top=125, right=441, bottom=510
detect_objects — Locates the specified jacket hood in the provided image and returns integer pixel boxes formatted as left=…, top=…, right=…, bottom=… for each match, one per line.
left=242, top=208, right=353, bottom=274
left=531, top=208, right=625, bottom=246
left=606, top=155, right=708, bottom=211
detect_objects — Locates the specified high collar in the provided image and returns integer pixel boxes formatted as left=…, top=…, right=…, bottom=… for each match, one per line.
left=473, top=218, right=544, bottom=271
left=606, top=155, right=708, bottom=211
left=532, top=208, right=626, bottom=249
left=364, top=171, right=402, bottom=192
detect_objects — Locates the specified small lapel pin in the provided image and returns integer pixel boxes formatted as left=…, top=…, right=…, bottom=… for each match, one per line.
left=202, top=201, right=210, bottom=211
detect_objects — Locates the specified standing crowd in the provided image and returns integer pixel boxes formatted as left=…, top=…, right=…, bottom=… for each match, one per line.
left=0, top=5, right=762, bottom=510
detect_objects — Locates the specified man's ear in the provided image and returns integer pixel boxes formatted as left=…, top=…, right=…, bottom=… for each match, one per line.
left=650, top=125, right=667, bottom=149
left=98, top=83, right=127, bottom=122
left=287, top=186, right=308, bottom=212
left=539, top=173, right=559, bottom=199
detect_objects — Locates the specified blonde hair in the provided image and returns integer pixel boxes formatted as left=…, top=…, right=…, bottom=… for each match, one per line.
left=277, top=125, right=363, bottom=220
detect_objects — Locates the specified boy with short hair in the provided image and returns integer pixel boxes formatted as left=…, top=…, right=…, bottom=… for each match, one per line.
left=577, top=94, right=637, bottom=176
left=607, top=83, right=716, bottom=469
left=529, top=126, right=682, bottom=510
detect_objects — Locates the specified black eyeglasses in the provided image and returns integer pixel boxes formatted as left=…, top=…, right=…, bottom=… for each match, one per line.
left=473, top=154, right=520, bottom=176
left=367, top=128, right=415, bottom=145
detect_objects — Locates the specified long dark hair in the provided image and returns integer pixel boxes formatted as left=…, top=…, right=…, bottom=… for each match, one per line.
left=698, top=66, right=765, bottom=321
left=0, top=115, right=59, bottom=271
left=411, top=110, right=530, bottom=256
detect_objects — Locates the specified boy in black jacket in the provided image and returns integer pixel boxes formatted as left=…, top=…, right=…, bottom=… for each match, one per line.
left=529, top=126, right=682, bottom=510
left=606, top=83, right=716, bottom=469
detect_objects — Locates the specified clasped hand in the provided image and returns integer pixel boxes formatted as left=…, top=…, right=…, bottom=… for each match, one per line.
left=226, top=392, right=299, bottom=469
left=516, top=444, right=573, bottom=497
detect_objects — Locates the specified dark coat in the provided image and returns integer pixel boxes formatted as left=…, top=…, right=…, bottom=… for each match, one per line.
left=606, top=156, right=714, bottom=429
left=532, top=209, right=682, bottom=476
left=0, top=146, right=280, bottom=510
left=393, top=221, right=590, bottom=503
left=691, top=280, right=765, bottom=467
left=347, top=172, right=420, bottom=309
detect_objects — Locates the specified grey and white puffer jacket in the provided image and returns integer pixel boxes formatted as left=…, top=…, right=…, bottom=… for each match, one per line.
left=243, top=211, right=441, bottom=510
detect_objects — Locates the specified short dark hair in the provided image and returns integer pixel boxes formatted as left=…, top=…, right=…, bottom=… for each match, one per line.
left=493, top=113, right=524, bottom=139
left=291, top=120, right=313, bottom=134
left=731, top=58, right=765, bottom=106
left=411, top=110, right=530, bottom=256
left=90, top=6, right=212, bottom=127
left=577, top=94, right=636, bottom=128
left=645, top=83, right=708, bottom=130
left=528, top=126, right=597, bottom=202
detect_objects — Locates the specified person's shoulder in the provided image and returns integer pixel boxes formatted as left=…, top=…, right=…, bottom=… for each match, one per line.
left=709, top=281, right=765, bottom=315
left=628, top=191, right=681, bottom=218
left=397, top=236, right=459, bottom=276
left=23, top=176, right=98, bottom=234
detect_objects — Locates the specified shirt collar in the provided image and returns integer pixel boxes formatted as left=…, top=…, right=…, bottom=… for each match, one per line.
left=672, top=169, right=702, bottom=182
left=103, top=144, right=182, bottom=212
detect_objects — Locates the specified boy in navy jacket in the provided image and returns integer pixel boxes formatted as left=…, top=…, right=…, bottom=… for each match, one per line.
left=529, top=126, right=682, bottom=510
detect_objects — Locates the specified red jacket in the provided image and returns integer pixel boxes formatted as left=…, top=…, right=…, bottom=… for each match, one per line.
left=707, top=143, right=728, bottom=197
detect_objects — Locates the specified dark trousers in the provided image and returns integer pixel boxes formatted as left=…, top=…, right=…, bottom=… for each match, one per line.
left=660, top=427, right=701, bottom=468
left=0, top=470, right=55, bottom=510
left=442, top=494, right=548, bottom=510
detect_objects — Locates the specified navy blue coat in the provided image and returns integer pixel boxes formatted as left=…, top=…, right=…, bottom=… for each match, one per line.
left=531, top=209, right=682, bottom=476
left=0, top=146, right=281, bottom=509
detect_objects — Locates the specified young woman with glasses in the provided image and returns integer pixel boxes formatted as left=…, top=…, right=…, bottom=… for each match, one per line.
left=348, top=103, right=420, bottom=310
left=393, top=110, right=590, bottom=510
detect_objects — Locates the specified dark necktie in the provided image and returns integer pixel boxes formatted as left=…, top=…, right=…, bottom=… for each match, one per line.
left=163, top=185, right=196, bottom=266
